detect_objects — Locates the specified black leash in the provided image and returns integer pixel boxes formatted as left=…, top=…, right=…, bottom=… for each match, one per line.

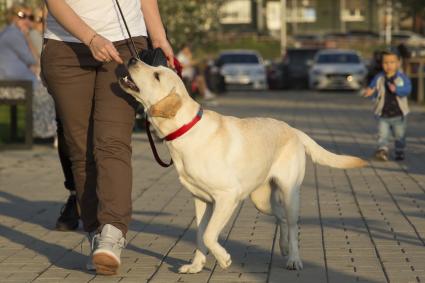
left=115, top=0, right=173, bottom=167
left=145, top=119, right=173, bottom=167
left=114, top=0, right=140, bottom=60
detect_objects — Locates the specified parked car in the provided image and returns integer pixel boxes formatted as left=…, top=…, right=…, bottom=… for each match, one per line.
left=309, top=49, right=367, bottom=90
left=216, top=50, right=268, bottom=90
left=389, top=31, right=425, bottom=47
left=282, top=47, right=320, bottom=89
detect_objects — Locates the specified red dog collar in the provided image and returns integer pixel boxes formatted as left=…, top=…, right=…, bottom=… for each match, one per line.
left=164, top=108, right=203, bottom=141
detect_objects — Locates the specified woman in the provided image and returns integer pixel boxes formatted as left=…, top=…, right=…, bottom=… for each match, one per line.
left=41, top=0, right=173, bottom=275
left=0, top=4, right=56, bottom=140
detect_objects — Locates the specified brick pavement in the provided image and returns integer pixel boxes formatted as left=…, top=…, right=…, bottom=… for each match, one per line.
left=0, top=90, right=424, bottom=283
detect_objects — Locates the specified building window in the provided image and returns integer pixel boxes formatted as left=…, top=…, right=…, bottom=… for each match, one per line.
left=266, top=0, right=316, bottom=31
left=219, top=0, right=252, bottom=24
left=287, top=0, right=317, bottom=23
left=341, top=0, right=365, bottom=22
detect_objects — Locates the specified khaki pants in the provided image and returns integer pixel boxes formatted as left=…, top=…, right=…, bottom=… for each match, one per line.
left=41, top=37, right=147, bottom=235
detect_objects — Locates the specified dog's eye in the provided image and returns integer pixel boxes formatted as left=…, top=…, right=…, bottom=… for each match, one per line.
left=154, top=72, right=160, bottom=81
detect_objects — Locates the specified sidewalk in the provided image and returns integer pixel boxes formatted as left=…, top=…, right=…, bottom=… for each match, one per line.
left=0, top=90, right=424, bottom=283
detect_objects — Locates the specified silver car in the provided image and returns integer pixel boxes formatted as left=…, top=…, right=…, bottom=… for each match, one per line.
left=217, top=50, right=268, bottom=90
left=309, top=49, right=367, bottom=90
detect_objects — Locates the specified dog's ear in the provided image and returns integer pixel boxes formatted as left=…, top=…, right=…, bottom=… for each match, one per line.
left=148, top=87, right=182, bottom=118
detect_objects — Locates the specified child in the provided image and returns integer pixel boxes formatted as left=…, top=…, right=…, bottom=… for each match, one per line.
left=363, top=50, right=412, bottom=161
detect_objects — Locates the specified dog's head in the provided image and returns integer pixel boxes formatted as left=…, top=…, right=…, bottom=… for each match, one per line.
left=119, top=58, right=187, bottom=119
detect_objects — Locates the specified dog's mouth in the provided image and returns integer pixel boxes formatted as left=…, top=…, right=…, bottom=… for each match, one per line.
left=120, top=75, right=140, bottom=92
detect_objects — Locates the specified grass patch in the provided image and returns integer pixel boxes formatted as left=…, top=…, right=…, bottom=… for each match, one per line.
left=195, top=36, right=281, bottom=61
left=0, top=105, right=26, bottom=144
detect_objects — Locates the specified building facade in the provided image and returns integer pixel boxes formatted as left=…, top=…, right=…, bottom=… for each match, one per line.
left=220, top=0, right=394, bottom=36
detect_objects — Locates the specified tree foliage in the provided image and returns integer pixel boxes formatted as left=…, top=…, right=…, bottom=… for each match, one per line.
left=397, top=0, right=425, bottom=32
left=397, top=0, right=424, bottom=11
left=1, top=1, right=226, bottom=48
left=158, top=0, right=226, bottom=51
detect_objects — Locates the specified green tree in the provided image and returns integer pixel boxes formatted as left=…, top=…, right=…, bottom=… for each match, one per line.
left=0, top=0, right=227, bottom=48
left=158, top=0, right=226, bottom=51
left=397, top=0, right=425, bottom=32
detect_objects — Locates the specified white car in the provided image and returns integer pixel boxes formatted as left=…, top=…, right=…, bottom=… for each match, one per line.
left=384, top=31, right=425, bottom=47
left=309, top=49, right=367, bottom=90
left=216, top=50, right=268, bottom=90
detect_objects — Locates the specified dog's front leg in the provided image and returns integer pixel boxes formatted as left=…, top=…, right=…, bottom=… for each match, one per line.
left=203, top=195, right=239, bottom=269
left=179, top=197, right=212, bottom=274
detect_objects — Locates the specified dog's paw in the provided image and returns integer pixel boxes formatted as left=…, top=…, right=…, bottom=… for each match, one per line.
left=178, top=263, right=204, bottom=274
left=286, top=257, right=303, bottom=270
left=216, top=253, right=232, bottom=269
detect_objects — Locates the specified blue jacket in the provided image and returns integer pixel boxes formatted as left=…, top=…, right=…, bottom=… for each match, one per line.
left=0, top=24, right=38, bottom=88
left=368, top=71, right=411, bottom=116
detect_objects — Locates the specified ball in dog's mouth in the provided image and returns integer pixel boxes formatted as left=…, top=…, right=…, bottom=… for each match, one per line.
left=120, top=75, right=140, bottom=92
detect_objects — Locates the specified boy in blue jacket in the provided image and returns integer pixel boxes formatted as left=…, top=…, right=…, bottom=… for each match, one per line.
left=363, top=50, right=411, bottom=161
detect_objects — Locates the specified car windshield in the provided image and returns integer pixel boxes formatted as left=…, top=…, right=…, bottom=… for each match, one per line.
left=316, top=53, right=360, bottom=64
left=217, top=54, right=260, bottom=66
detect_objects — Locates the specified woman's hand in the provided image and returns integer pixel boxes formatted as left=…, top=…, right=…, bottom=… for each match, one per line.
left=88, top=34, right=123, bottom=64
left=153, top=39, right=175, bottom=69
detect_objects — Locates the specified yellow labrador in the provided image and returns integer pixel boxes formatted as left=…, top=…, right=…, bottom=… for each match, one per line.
left=119, top=58, right=367, bottom=273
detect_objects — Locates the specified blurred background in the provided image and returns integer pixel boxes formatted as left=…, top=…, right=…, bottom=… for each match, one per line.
left=0, top=0, right=424, bottom=145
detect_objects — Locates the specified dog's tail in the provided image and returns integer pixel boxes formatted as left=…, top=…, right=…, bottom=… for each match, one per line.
left=294, top=129, right=367, bottom=169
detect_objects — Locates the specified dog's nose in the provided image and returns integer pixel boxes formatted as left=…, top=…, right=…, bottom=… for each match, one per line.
left=128, top=57, right=138, bottom=67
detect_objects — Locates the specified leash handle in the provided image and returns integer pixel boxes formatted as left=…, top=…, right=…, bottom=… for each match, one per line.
left=145, top=119, right=173, bottom=168
left=114, top=0, right=140, bottom=60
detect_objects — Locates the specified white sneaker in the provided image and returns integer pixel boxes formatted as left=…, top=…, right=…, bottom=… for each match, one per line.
left=204, top=90, right=216, bottom=100
left=92, top=224, right=126, bottom=275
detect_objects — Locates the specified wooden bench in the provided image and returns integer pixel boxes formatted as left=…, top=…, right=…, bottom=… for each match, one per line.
left=0, top=80, right=33, bottom=149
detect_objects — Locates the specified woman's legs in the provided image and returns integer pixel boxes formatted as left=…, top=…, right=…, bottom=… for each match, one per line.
left=42, top=39, right=99, bottom=232
left=42, top=37, right=148, bottom=235
left=92, top=47, right=138, bottom=235
left=55, top=117, right=80, bottom=231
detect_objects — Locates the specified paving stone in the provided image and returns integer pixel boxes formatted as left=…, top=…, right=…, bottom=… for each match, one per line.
left=1, top=91, right=424, bottom=282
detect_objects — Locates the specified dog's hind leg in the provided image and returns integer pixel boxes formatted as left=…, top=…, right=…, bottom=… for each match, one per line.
left=250, top=182, right=289, bottom=257
left=179, top=197, right=212, bottom=274
left=273, top=151, right=305, bottom=270
left=269, top=183, right=289, bottom=257
left=275, top=179, right=303, bottom=270
left=250, top=183, right=273, bottom=215
left=203, top=194, right=239, bottom=269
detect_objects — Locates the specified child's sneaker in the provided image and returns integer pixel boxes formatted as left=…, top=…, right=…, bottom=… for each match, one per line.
left=374, top=149, right=389, bottom=161
left=92, top=224, right=126, bottom=275
left=395, top=151, right=405, bottom=161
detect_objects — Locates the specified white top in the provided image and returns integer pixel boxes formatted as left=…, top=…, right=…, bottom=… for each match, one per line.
left=44, top=0, right=147, bottom=43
